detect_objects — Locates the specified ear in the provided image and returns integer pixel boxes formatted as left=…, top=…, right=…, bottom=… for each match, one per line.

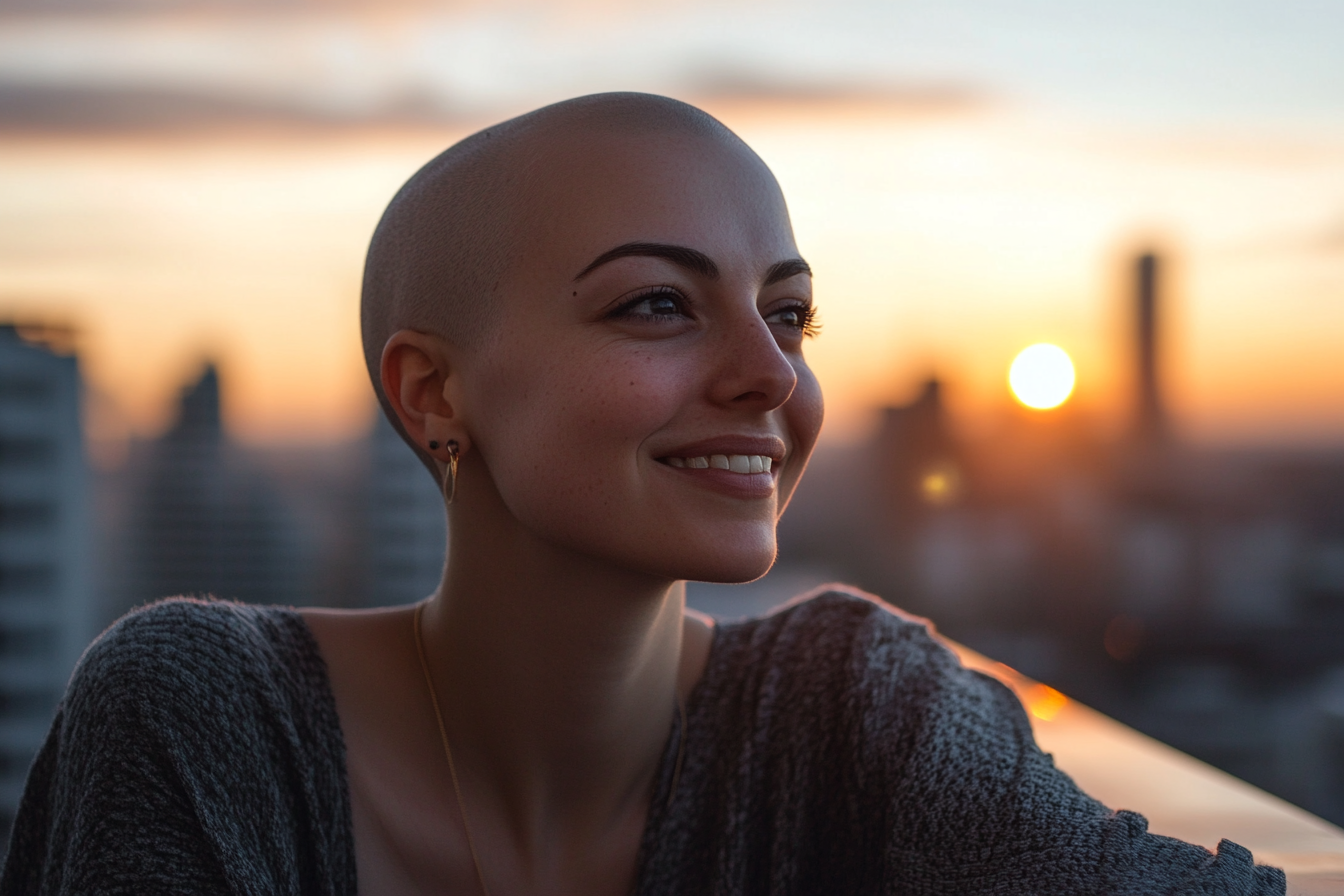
left=380, top=329, right=472, bottom=461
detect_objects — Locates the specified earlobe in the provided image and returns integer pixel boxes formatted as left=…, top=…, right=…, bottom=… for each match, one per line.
left=381, top=330, right=470, bottom=459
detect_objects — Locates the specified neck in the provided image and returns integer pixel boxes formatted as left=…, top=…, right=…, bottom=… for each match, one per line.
left=418, top=493, right=696, bottom=853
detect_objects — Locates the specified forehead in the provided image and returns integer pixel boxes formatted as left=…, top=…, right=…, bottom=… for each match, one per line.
left=509, top=127, right=797, bottom=286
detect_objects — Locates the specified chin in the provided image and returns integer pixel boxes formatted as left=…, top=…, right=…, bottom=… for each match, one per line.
left=662, top=537, right=777, bottom=586
left=559, top=510, right=780, bottom=584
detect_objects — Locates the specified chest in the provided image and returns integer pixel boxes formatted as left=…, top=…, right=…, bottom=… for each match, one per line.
left=344, top=724, right=483, bottom=895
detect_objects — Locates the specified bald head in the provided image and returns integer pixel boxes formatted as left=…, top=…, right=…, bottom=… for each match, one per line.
left=362, top=93, right=752, bottom=448
left=362, top=93, right=791, bottom=484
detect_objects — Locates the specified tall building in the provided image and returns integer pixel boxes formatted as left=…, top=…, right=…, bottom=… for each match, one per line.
left=364, top=411, right=446, bottom=606
left=0, top=324, right=91, bottom=846
left=873, top=378, right=963, bottom=520
left=131, top=364, right=303, bottom=606
left=1133, top=252, right=1168, bottom=445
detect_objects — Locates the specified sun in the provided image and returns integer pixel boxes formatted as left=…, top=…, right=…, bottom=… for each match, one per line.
left=1009, top=344, right=1076, bottom=410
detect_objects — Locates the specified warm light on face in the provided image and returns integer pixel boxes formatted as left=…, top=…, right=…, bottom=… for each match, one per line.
left=1008, top=344, right=1076, bottom=410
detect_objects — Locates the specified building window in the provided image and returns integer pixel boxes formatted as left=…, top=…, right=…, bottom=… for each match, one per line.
left=0, top=437, right=55, bottom=468
left=0, top=376, right=53, bottom=403
left=0, top=564, right=56, bottom=597
left=0, top=502, right=55, bottom=531
left=0, top=687, right=58, bottom=718
left=0, top=626, right=57, bottom=659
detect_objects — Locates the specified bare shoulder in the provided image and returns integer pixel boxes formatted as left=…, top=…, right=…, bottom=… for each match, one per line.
left=297, top=606, right=421, bottom=713
left=299, top=605, right=415, bottom=652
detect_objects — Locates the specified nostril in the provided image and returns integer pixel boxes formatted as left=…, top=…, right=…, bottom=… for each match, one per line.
left=733, top=391, right=770, bottom=402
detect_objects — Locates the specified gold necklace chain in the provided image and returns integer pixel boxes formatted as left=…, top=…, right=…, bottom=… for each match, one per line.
left=412, top=602, right=688, bottom=896
left=415, top=602, right=492, bottom=896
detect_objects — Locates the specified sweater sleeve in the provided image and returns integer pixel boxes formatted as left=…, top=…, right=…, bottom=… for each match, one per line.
left=851, top=599, right=1286, bottom=896
left=0, top=599, right=354, bottom=896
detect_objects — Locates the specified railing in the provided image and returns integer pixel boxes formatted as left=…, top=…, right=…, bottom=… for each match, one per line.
left=948, top=641, right=1344, bottom=896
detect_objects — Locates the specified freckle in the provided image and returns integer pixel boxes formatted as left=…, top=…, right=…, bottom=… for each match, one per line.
left=572, top=291, right=577, bottom=296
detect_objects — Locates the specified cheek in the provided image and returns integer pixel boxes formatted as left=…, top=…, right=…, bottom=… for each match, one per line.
left=779, top=363, right=825, bottom=505
left=474, top=345, right=692, bottom=526
left=523, top=352, right=688, bottom=452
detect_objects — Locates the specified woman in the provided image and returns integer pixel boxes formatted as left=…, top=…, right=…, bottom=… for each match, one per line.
left=2, top=93, right=1284, bottom=895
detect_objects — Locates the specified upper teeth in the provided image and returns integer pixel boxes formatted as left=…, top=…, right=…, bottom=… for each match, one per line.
left=667, top=455, right=772, bottom=474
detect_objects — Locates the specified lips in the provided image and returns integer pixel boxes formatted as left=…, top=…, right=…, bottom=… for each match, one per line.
left=655, top=436, right=785, bottom=498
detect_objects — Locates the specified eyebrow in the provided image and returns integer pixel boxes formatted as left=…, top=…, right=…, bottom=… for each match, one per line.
left=573, top=241, right=813, bottom=287
left=763, top=258, right=812, bottom=286
left=574, top=242, right=719, bottom=281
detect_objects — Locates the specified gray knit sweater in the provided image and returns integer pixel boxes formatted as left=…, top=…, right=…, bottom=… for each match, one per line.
left=1, top=590, right=1284, bottom=895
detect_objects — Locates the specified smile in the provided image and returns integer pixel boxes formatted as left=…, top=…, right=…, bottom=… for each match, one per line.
left=663, top=455, right=774, bottom=474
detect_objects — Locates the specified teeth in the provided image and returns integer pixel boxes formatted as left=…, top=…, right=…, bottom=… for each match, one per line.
left=665, top=454, right=776, bottom=475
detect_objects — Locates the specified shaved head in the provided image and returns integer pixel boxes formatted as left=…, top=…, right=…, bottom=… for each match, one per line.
left=361, top=92, right=755, bottom=474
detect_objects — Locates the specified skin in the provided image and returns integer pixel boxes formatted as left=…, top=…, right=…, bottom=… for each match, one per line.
left=302, top=119, right=824, bottom=895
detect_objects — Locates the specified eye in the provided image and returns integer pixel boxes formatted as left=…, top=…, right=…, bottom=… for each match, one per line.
left=767, top=303, right=821, bottom=338
left=609, top=287, right=692, bottom=321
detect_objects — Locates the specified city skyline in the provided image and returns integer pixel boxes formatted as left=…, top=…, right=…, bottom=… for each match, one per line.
left=0, top=0, right=1340, bottom=451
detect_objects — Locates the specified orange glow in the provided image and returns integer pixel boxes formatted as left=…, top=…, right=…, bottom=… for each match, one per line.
left=1025, top=684, right=1069, bottom=722
left=1, top=103, right=1343, bottom=446
left=944, top=646, right=1071, bottom=725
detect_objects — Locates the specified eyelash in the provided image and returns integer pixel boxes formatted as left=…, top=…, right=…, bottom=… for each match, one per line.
left=609, top=287, right=690, bottom=321
left=775, top=303, right=822, bottom=339
left=608, top=288, right=820, bottom=339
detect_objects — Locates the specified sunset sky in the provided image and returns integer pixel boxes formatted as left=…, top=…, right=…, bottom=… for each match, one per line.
left=0, top=0, right=1340, bottom=453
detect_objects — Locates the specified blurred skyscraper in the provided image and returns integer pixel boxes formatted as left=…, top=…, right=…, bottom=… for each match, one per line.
left=364, top=411, right=445, bottom=607
left=1132, top=252, right=1168, bottom=447
left=0, top=325, right=90, bottom=845
left=129, top=364, right=303, bottom=606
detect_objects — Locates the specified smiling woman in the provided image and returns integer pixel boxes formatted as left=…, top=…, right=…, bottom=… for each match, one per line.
left=0, top=94, right=1286, bottom=896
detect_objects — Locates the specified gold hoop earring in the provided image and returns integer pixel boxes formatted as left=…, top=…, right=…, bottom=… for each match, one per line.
left=442, top=440, right=460, bottom=505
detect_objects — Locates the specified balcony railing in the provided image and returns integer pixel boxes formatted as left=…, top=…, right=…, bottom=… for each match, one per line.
left=948, top=640, right=1344, bottom=896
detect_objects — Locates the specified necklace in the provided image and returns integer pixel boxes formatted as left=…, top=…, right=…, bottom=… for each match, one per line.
left=412, top=602, right=688, bottom=896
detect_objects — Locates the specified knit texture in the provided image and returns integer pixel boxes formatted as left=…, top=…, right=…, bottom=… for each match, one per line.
left=2, top=590, right=1285, bottom=895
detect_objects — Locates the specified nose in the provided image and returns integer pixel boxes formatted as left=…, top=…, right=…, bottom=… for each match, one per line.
left=706, top=307, right=798, bottom=412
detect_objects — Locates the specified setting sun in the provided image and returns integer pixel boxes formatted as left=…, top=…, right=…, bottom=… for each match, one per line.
left=1009, top=344, right=1076, bottom=410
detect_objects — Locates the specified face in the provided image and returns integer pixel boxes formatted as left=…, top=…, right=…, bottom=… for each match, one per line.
left=457, top=126, right=824, bottom=584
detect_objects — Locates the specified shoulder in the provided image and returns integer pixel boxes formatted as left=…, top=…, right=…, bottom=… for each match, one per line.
left=65, top=597, right=324, bottom=733
left=10, top=604, right=354, bottom=893
left=711, top=585, right=1035, bottom=771
left=714, top=585, right=969, bottom=691
left=73, top=597, right=311, bottom=684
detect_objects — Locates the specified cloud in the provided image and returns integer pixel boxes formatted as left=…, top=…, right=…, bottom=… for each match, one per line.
left=0, top=82, right=468, bottom=132
left=684, top=66, right=985, bottom=114
left=0, top=9, right=989, bottom=133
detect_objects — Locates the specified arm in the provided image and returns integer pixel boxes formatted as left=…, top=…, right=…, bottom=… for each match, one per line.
left=867, top=625, right=1287, bottom=895
left=0, top=600, right=351, bottom=896
left=1, top=620, right=234, bottom=894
